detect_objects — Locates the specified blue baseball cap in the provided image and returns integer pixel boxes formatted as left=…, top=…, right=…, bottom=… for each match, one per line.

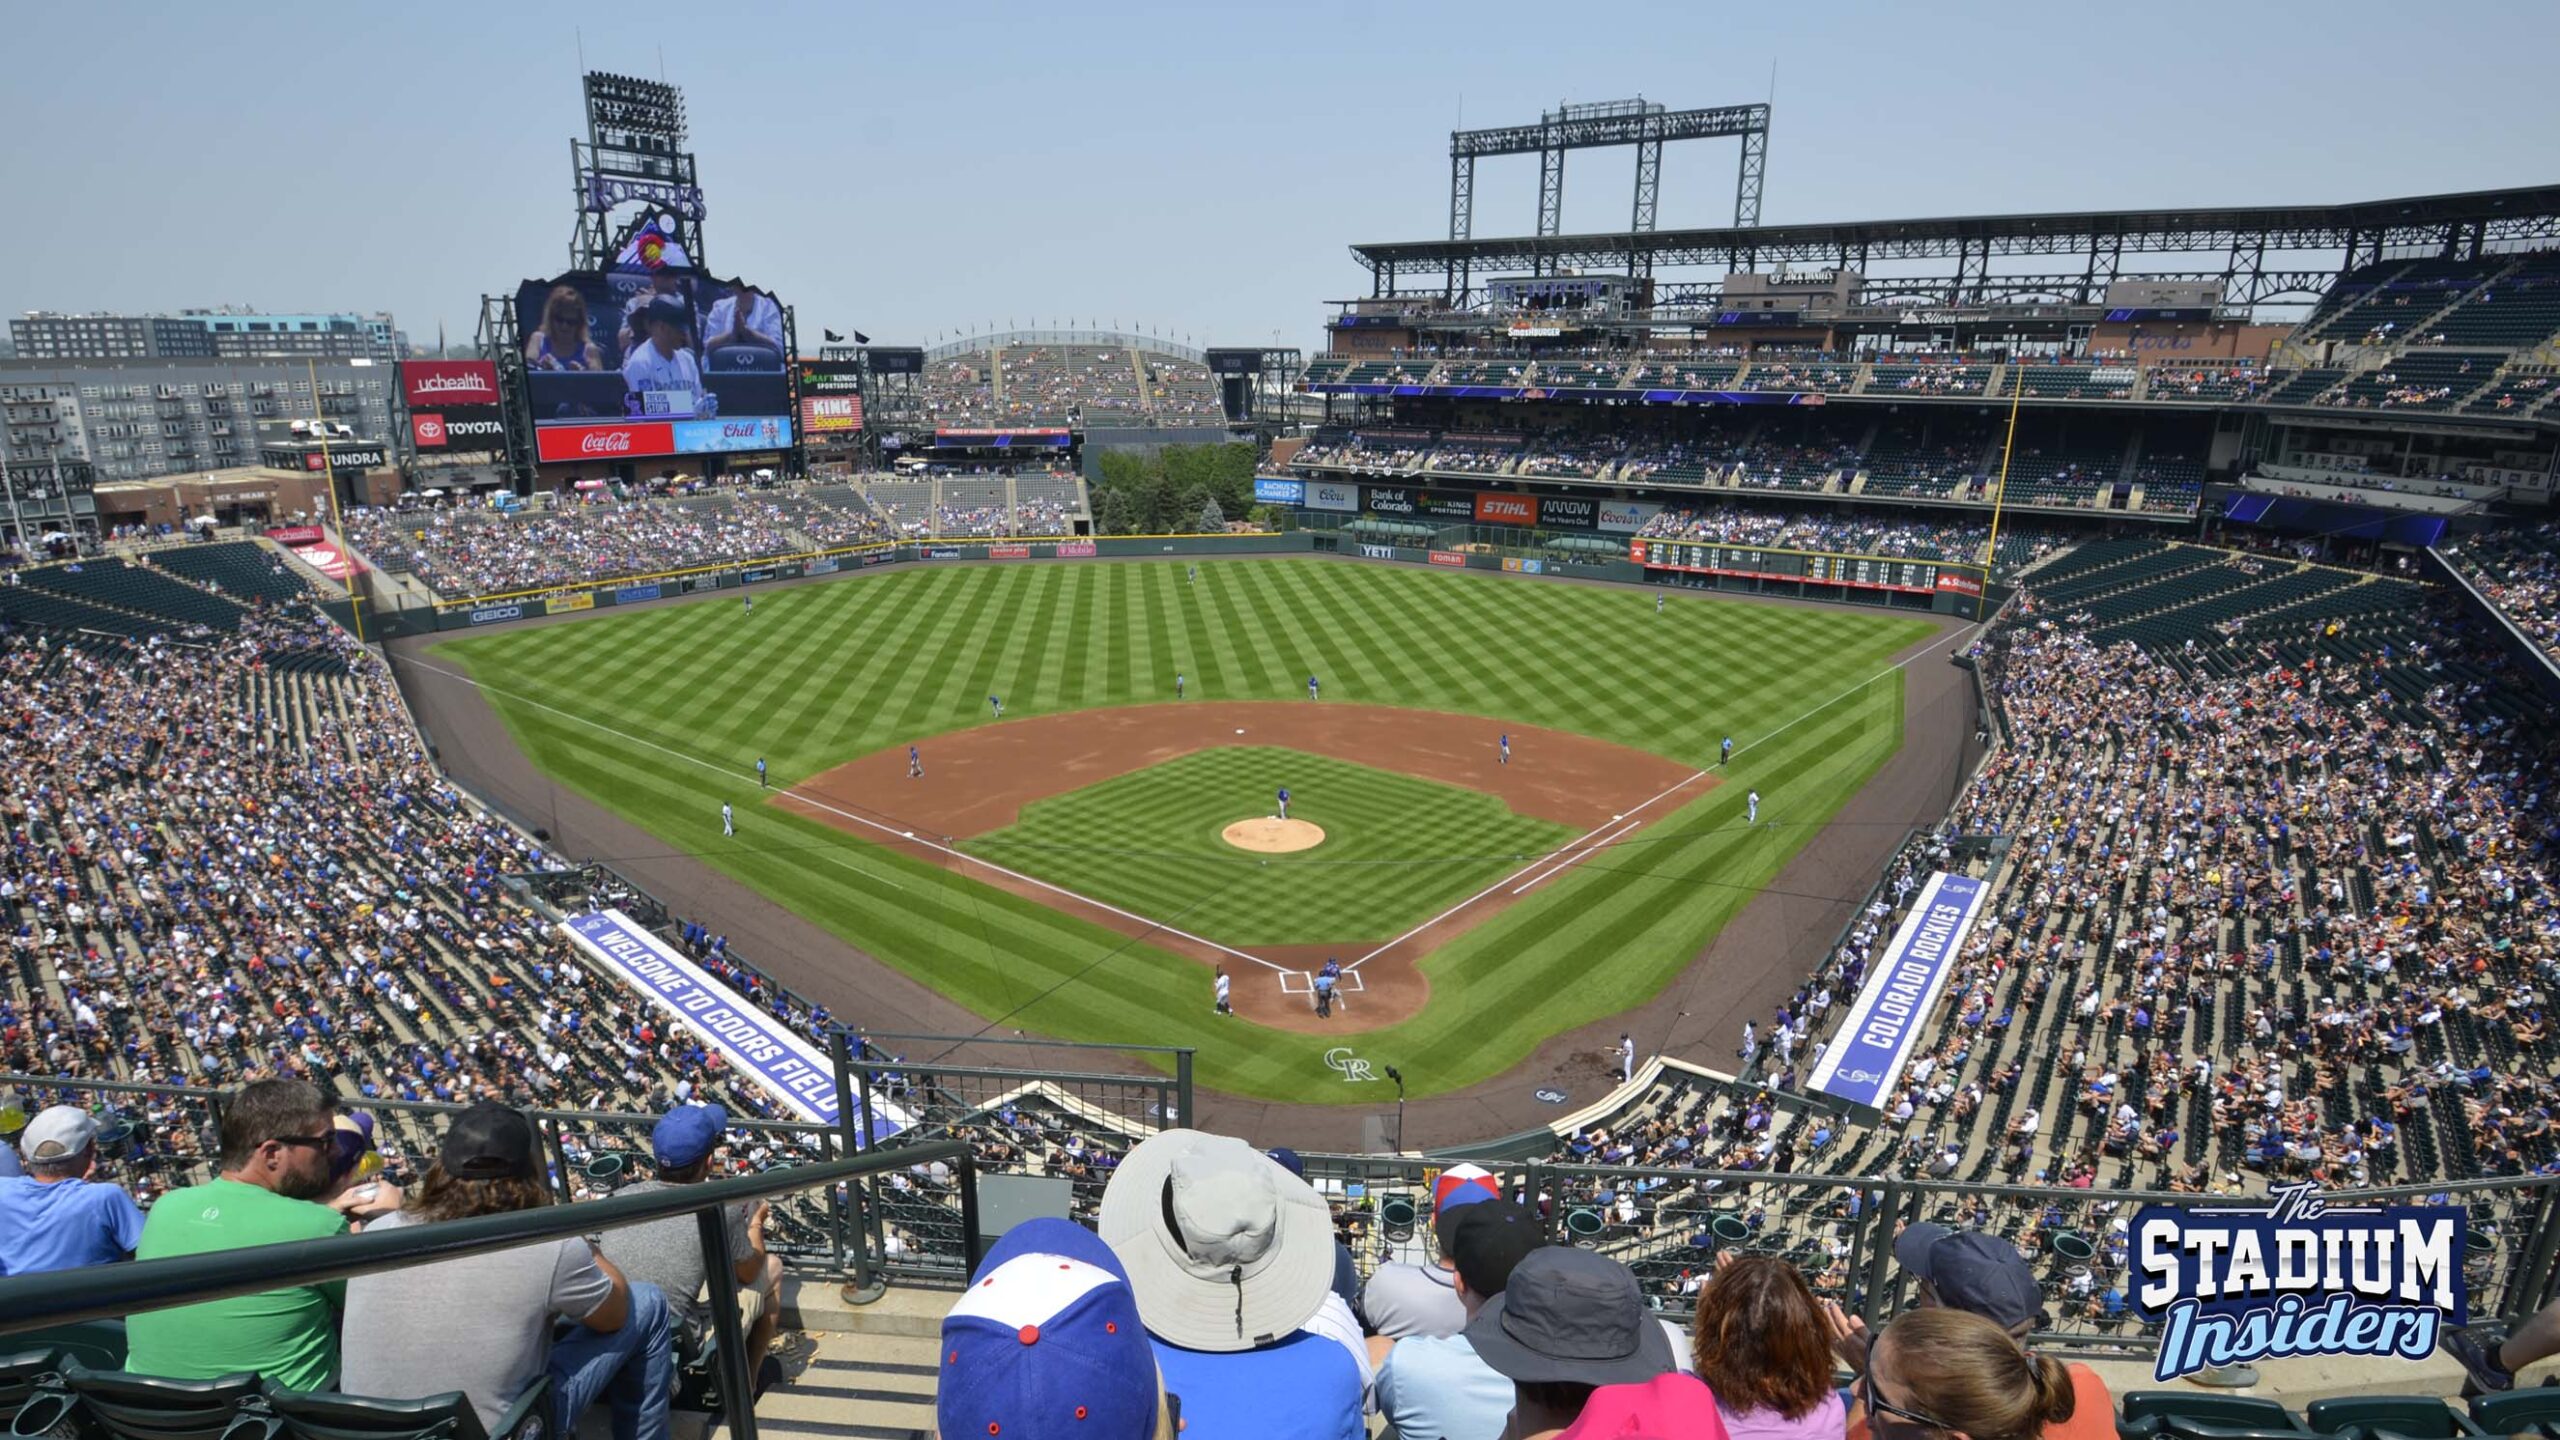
left=651, top=1102, right=729, bottom=1169
left=940, top=1218, right=1161, bottom=1440
left=1265, top=1147, right=1306, bottom=1178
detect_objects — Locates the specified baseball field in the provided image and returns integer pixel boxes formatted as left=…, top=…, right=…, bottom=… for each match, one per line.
left=429, top=557, right=1936, bottom=1101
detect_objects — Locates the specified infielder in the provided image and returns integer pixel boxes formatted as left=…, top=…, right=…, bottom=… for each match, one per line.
left=721, top=802, right=734, bottom=837
left=1276, top=786, right=1291, bottom=821
left=907, top=745, right=923, bottom=779
left=756, top=756, right=767, bottom=788
left=1721, top=736, right=1733, bottom=766
left=1499, top=733, right=1510, bottom=766
left=1176, top=671, right=1186, bottom=699
left=988, top=694, right=1003, bottom=719
left=1214, top=966, right=1232, bottom=1016
left=1746, top=790, right=1760, bottom=825
left=1307, top=674, right=1320, bottom=700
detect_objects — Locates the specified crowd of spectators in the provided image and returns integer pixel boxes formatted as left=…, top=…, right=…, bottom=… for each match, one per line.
left=1635, top=506, right=1995, bottom=563
left=348, top=495, right=815, bottom=598
left=915, top=343, right=1224, bottom=428
left=2445, top=518, right=2560, bottom=662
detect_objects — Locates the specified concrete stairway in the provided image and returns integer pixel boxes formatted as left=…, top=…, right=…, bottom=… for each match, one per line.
left=754, top=1332, right=940, bottom=1440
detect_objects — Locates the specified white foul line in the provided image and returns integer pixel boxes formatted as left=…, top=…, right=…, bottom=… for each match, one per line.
left=400, top=658, right=1293, bottom=973
left=1511, top=817, right=1642, bottom=896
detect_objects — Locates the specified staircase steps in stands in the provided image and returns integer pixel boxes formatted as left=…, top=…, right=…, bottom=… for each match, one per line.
left=751, top=1331, right=940, bottom=1440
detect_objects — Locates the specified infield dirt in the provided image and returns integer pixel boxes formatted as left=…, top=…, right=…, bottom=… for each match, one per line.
left=780, top=701, right=1703, bottom=1032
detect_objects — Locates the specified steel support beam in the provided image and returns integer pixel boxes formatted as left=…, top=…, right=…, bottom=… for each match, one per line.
left=1734, top=121, right=1767, bottom=228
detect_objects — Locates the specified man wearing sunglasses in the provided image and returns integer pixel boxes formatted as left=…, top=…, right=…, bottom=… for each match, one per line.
left=127, top=1080, right=368, bottom=1391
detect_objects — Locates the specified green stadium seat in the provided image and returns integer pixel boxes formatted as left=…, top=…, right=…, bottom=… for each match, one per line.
left=2118, top=1391, right=2304, bottom=1440
left=2301, top=1396, right=2484, bottom=1440
left=262, top=1378, right=547, bottom=1440
left=2468, top=1387, right=2560, bottom=1438
left=11, top=1326, right=127, bottom=1375
left=3, top=1348, right=73, bottom=1439
left=58, top=1366, right=273, bottom=1440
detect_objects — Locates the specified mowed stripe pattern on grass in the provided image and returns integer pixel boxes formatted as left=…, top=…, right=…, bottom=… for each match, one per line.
left=964, top=747, right=1578, bottom=948
left=435, top=558, right=1936, bottom=1101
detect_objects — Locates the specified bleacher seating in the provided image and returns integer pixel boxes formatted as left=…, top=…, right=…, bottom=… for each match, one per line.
left=1867, top=362, right=1992, bottom=396
left=21, top=562, right=252, bottom=633
left=2315, top=350, right=2499, bottom=411
left=2261, top=369, right=2348, bottom=405
left=2010, top=364, right=2139, bottom=401
left=2411, top=253, right=2560, bottom=349
left=2443, top=518, right=2560, bottom=663
left=148, top=542, right=314, bottom=607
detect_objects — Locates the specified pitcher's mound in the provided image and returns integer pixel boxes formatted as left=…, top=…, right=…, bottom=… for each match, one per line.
left=1221, top=817, right=1326, bottom=854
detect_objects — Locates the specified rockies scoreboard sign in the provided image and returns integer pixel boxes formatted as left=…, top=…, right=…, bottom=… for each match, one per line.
left=1628, top=538, right=1951, bottom=594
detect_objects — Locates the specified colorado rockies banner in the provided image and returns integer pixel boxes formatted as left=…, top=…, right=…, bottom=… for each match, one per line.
left=560, top=909, right=910, bottom=1135
left=1805, top=872, right=1987, bottom=1112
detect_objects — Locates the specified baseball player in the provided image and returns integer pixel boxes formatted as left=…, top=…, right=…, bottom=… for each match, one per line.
left=744, top=594, right=753, bottom=615
left=988, top=694, right=1003, bottom=720
left=1313, top=966, right=1336, bottom=1018
left=1214, top=967, right=1232, bottom=1016
left=1188, top=564, right=1198, bottom=583
left=908, top=745, right=923, bottom=779
left=1618, top=1033, right=1636, bottom=1083
left=1276, top=786, right=1291, bottom=822
left=1306, top=674, right=1320, bottom=701
left=1721, top=736, right=1733, bottom=766
left=721, top=802, right=734, bottom=838
left=756, top=756, right=767, bottom=788
left=1740, top=1019, right=1758, bottom=1060
left=1176, top=671, right=1186, bottom=700
left=1499, top=733, right=1510, bottom=766
left=1655, top=593, right=1664, bottom=615
left=1746, top=790, right=1760, bottom=825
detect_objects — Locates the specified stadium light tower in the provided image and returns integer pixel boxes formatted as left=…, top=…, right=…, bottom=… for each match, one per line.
left=1444, top=97, right=1770, bottom=294
left=571, top=71, right=707, bottom=272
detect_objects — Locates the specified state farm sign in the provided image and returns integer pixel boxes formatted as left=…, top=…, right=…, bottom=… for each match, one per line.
left=535, top=420, right=674, bottom=463
left=399, top=360, right=501, bottom=409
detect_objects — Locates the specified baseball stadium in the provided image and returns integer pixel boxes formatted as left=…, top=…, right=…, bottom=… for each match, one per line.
left=6, top=35, right=2560, bottom=1440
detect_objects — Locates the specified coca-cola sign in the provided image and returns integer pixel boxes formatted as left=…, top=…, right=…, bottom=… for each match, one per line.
left=399, top=360, right=501, bottom=408
left=535, top=421, right=674, bottom=463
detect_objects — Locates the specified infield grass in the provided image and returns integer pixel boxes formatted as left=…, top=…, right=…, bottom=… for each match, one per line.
left=434, top=556, right=1936, bottom=1102
left=965, top=747, right=1578, bottom=948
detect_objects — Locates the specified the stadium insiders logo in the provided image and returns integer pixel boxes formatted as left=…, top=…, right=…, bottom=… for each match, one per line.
left=2132, top=1183, right=2464, bottom=1382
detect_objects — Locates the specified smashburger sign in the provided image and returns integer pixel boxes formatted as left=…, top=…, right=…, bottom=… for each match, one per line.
left=536, top=420, right=675, bottom=463
left=399, top=361, right=501, bottom=408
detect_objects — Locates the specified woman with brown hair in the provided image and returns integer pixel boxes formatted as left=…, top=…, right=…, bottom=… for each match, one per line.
left=1691, top=1257, right=1846, bottom=1440
left=1848, top=1308, right=2080, bottom=1440
left=526, top=283, right=603, bottom=371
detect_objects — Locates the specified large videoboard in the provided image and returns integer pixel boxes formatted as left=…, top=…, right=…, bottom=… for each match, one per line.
left=516, top=267, right=793, bottom=461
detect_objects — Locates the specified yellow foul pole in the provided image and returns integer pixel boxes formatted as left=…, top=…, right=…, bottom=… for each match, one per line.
left=307, top=360, right=368, bottom=645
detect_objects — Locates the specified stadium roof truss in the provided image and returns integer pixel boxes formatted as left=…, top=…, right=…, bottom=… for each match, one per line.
left=1359, top=183, right=2560, bottom=312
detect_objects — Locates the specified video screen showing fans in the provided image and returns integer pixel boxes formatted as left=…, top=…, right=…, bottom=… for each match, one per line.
left=514, top=267, right=793, bottom=455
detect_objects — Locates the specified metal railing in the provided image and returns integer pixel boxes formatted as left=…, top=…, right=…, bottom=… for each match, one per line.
left=0, top=1138, right=977, bottom=1440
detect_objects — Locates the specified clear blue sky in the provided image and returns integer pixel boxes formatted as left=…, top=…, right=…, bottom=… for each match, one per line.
left=6, top=1, right=2557, bottom=355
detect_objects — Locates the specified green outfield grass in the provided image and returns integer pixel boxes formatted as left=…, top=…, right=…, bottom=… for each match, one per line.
left=965, top=747, right=1578, bottom=947
left=433, top=557, right=1936, bottom=1102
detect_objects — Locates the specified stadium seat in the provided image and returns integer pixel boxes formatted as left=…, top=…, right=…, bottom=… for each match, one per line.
left=262, top=1379, right=546, bottom=1440
left=10, top=1326, right=127, bottom=1375
left=2468, top=1387, right=2560, bottom=1439
left=56, top=1367, right=273, bottom=1440
left=2, top=1349, right=73, bottom=1439
left=2118, top=1391, right=2305, bottom=1440
left=2301, top=1396, right=2484, bottom=1440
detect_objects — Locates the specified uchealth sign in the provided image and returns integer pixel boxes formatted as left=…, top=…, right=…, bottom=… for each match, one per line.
left=410, top=407, right=505, bottom=450
left=1475, top=493, right=1536, bottom=526
left=399, top=360, right=501, bottom=409
left=535, top=420, right=675, bottom=463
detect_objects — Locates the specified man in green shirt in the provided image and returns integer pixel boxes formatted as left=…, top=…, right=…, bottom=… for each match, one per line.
left=126, top=1080, right=351, bottom=1391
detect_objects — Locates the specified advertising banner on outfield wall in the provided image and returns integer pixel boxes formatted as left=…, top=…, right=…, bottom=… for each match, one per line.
left=1419, top=491, right=1475, bottom=520
left=1360, top=543, right=1398, bottom=559
left=990, top=544, right=1032, bottom=559
left=1597, top=501, right=1662, bottom=534
left=1935, top=571, right=1984, bottom=596
left=546, top=591, right=596, bottom=613
left=1537, top=496, right=1598, bottom=530
left=1056, top=540, right=1097, bottom=557
left=1253, top=476, right=1306, bottom=504
left=1475, top=493, right=1537, bottom=526
left=1305, top=480, right=1359, bottom=512
left=1428, top=550, right=1467, bottom=567
left=1365, top=486, right=1418, bottom=516
left=614, top=582, right=663, bottom=604
left=1806, top=872, right=1988, bottom=1112
left=807, top=556, right=840, bottom=575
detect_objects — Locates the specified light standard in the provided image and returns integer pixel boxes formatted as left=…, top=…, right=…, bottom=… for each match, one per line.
left=1385, top=1066, right=1407, bottom=1154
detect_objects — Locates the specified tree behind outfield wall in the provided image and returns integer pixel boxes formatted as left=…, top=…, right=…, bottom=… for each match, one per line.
left=1089, top=442, right=1257, bottom=534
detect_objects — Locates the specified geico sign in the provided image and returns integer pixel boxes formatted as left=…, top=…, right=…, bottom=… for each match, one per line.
left=467, top=605, right=524, bottom=625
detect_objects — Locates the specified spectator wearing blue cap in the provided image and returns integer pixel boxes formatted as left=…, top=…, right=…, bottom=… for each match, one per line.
left=603, top=1102, right=784, bottom=1380
left=939, top=1217, right=1173, bottom=1440
left=1265, top=1147, right=1361, bottom=1312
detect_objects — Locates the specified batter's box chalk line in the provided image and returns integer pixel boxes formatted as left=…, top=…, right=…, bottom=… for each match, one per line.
left=1277, top=969, right=1367, bottom=994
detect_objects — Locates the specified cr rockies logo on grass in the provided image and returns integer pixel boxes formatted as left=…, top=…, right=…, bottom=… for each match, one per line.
left=2131, top=1183, right=2465, bottom=1381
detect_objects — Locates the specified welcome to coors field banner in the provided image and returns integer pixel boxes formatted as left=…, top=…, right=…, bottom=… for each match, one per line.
left=1804, top=872, right=1987, bottom=1113
left=561, top=909, right=910, bottom=1137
